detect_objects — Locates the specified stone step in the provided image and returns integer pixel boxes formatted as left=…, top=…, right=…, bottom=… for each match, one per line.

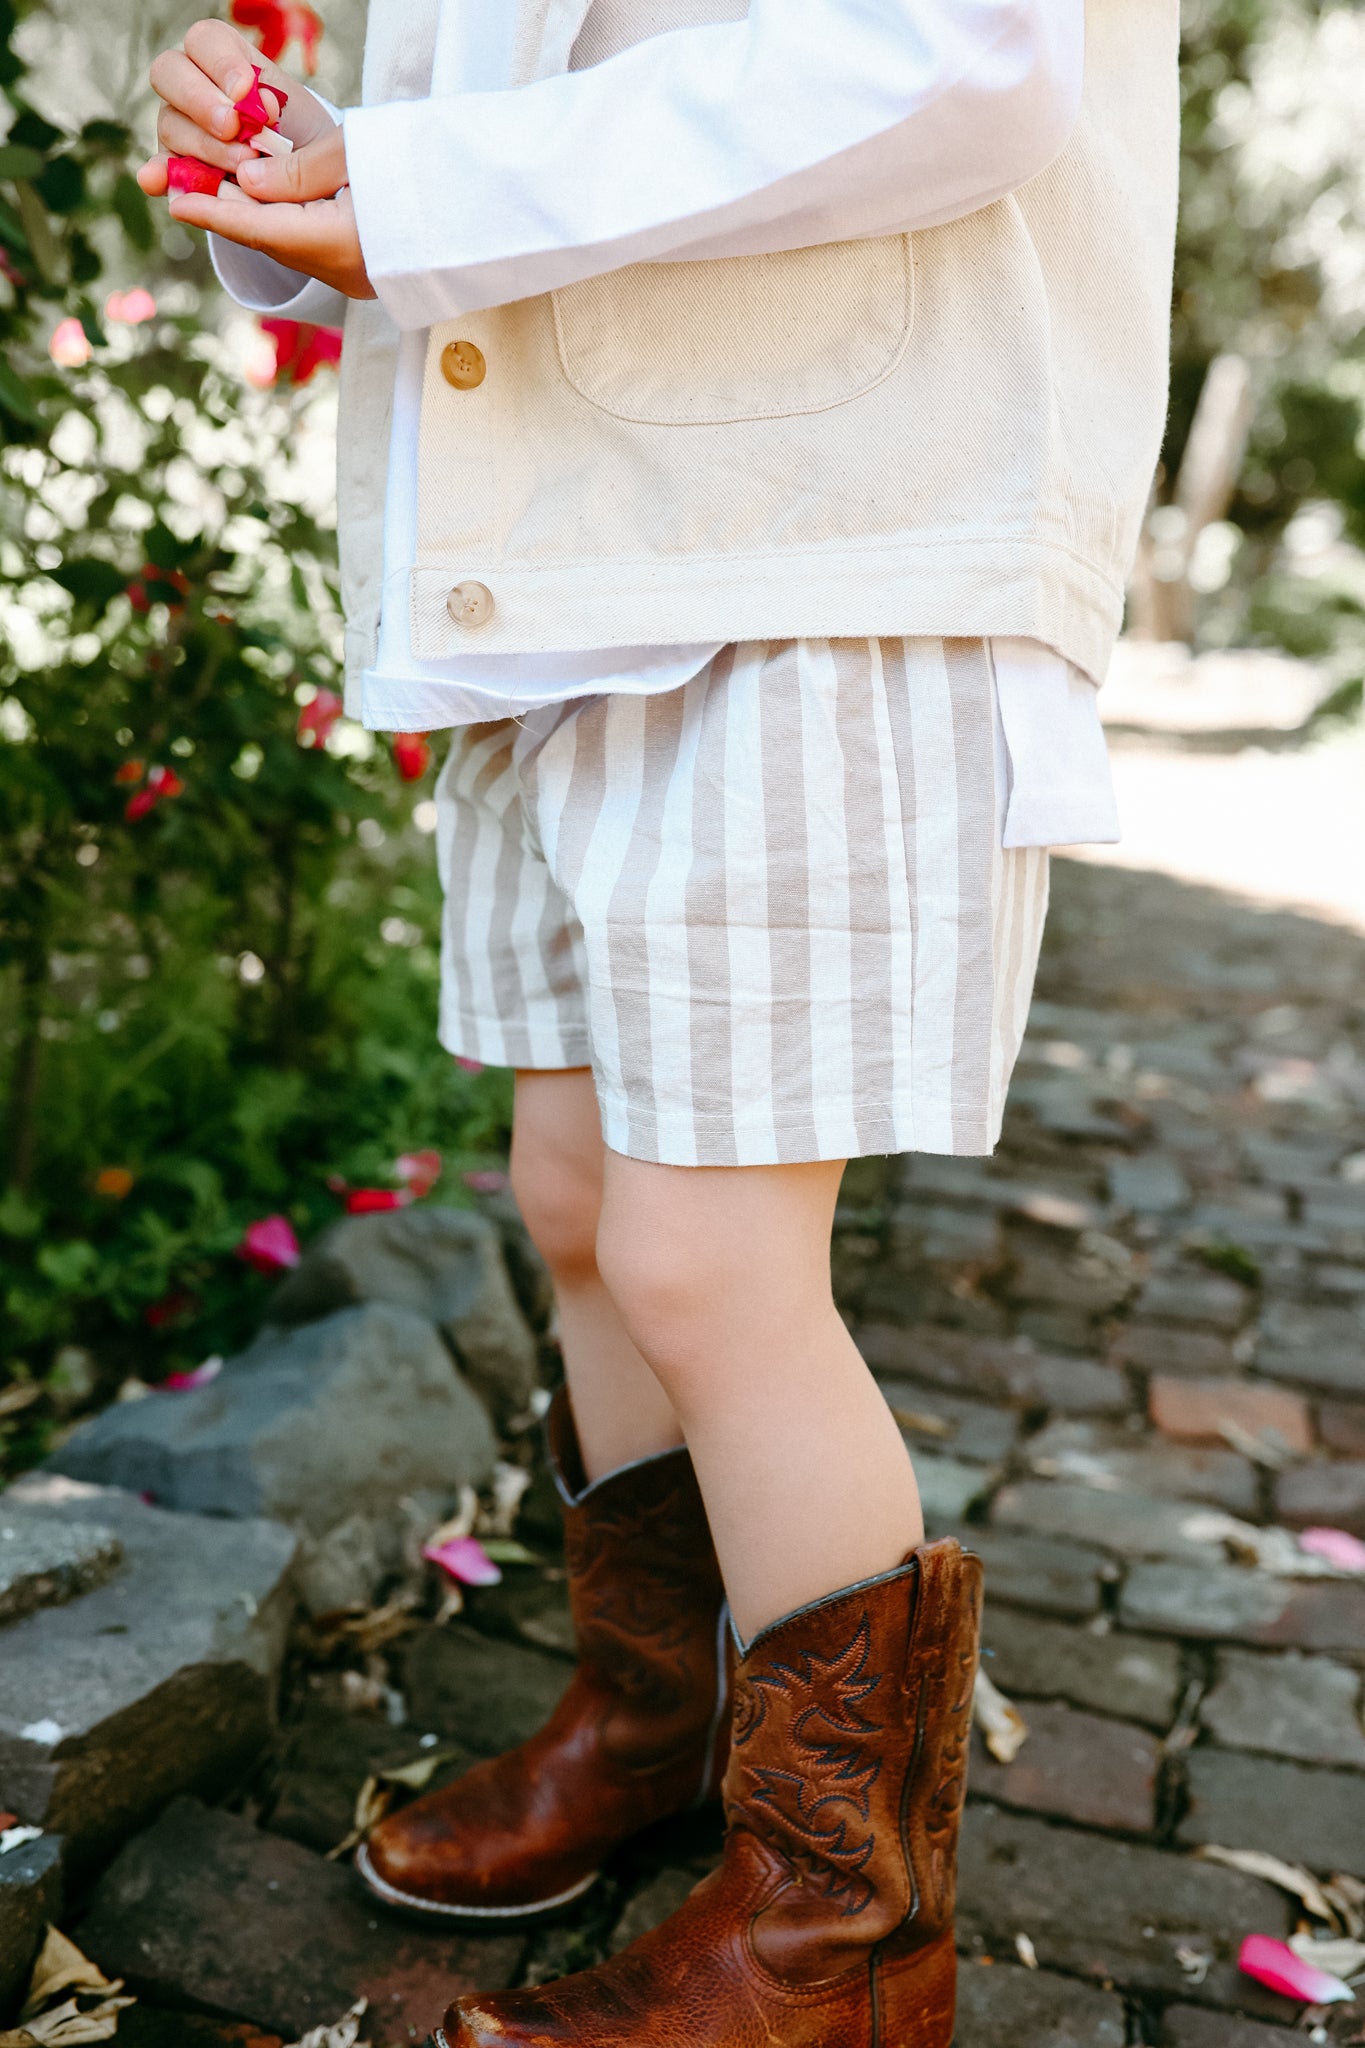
left=0, top=1829, right=63, bottom=2015
left=0, top=1510, right=122, bottom=1627
left=78, top=1798, right=523, bottom=2047
left=0, top=1477, right=295, bottom=1870
left=954, top=1958, right=1126, bottom=2046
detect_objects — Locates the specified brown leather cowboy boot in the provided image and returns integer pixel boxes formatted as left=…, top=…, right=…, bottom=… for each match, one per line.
left=355, top=1388, right=730, bottom=1920
left=435, top=1536, right=980, bottom=2046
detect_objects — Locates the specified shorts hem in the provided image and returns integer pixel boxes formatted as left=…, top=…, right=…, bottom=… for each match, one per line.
left=439, top=1012, right=593, bottom=1072
left=598, top=1093, right=1006, bottom=1168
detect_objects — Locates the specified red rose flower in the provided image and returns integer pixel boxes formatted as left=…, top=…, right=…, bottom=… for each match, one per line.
left=296, top=686, right=344, bottom=749
left=393, top=733, right=432, bottom=782
left=231, top=0, right=323, bottom=73
left=259, top=318, right=344, bottom=387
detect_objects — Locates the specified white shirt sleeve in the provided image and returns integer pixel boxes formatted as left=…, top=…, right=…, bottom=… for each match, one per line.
left=209, top=89, right=351, bottom=326
left=344, top=0, right=1083, bottom=330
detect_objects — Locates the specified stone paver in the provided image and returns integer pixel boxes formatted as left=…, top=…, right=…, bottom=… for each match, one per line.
left=1200, top=1649, right=1365, bottom=1769
left=1179, top=1748, right=1365, bottom=1877
left=78, top=1798, right=522, bottom=2045
left=1274, top=1457, right=1365, bottom=1535
left=1319, top=1399, right=1365, bottom=1455
left=0, top=1480, right=295, bottom=1869
left=1112, top=1323, right=1242, bottom=1376
left=49, top=1304, right=496, bottom=1535
left=1256, top=1301, right=1365, bottom=1397
left=0, top=1829, right=63, bottom=2012
left=0, top=1510, right=122, bottom=1625
left=1149, top=1377, right=1314, bottom=1454
left=1120, top=1560, right=1365, bottom=1651
left=993, top=1478, right=1227, bottom=1564
left=969, top=1700, right=1160, bottom=1832
left=1025, top=1418, right=1259, bottom=1513
left=876, top=1376, right=1019, bottom=1464
left=858, top=1325, right=1130, bottom=1415
left=957, top=1803, right=1292, bottom=2012
left=954, top=1959, right=1127, bottom=2045
left=950, top=1526, right=1110, bottom=1620
left=1161, top=2009, right=1304, bottom=2047
left=981, top=1606, right=1183, bottom=1728
left=1137, top=1273, right=1252, bottom=1332
left=401, top=1622, right=570, bottom=1757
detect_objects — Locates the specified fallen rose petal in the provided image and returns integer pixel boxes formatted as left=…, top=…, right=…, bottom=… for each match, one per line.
left=238, top=1214, right=301, bottom=1274
left=124, top=786, right=159, bottom=821
left=167, top=155, right=227, bottom=196
left=49, top=317, right=91, bottom=368
left=1239, top=1934, right=1355, bottom=2005
left=159, top=1355, right=224, bottom=1393
left=344, top=1188, right=413, bottom=1214
left=424, top=1535, right=503, bottom=1588
left=454, top=1056, right=484, bottom=1074
left=395, top=1149, right=442, bottom=1198
left=1299, top=1526, right=1365, bottom=1573
left=462, top=1168, right=509, bottom=1194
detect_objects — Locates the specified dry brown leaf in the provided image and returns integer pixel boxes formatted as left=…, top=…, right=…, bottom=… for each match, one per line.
left=0, top=1382, right=41, bottom=1420
left=22, top=1931, right=121, bottom=2015
left=12, top=1996, right=135, bottom=2044
left=283, top=1999, right=370, bottom=2048
left=1289, top=1934, right=1365, bottom=1984
left=973, top=1669, right=1028, bottom=1764
left=1014, top=1934, right=1039, bottom=1970
left=1195, top=1846, right=1339, bottom=1927
left=888, top=1406, right=953, bottom=1441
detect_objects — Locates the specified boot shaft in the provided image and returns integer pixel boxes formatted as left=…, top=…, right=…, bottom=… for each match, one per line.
left=724, top=1538, right=982, bottom=1971
left=547, top=1391, right=729, bottom=1756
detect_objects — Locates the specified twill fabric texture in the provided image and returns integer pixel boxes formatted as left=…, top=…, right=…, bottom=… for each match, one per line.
left=436, top=637, right=1050, bottom=1166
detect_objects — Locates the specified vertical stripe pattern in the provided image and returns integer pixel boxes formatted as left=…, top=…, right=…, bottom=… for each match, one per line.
left=434, top=639, right=1050, bottom=1164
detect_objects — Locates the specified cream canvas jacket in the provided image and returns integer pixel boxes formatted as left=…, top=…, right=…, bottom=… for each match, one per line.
left=322, top=0, right=1178, bottom=697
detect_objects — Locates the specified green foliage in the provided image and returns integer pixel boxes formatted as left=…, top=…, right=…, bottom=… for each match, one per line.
left=0, top=4, right=512, bottom=1438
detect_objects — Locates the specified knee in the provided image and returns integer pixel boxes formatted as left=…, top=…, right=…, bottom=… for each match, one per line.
left=509, top=1132, right=601, bottom=1286
left=594, top=1217, right=717, bottom=1392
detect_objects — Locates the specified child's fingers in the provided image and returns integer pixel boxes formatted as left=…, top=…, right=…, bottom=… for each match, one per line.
left=150, top=47, right=244, bottom=143
left=181, top=17, right=270, bottom=104
left=237, top=127, right=348, bottom=204
left=156, top=104, right=254, bottom=170
left=138, top=155, right=170, bottom=198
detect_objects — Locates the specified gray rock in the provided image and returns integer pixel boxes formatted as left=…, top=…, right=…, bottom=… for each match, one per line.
left=970, top=1700, right=1160, bottom=1834
left=992, top=1480, right=1227, bottom=1564
left=1136, top=1273, right=1251, bottom=1332
left=1256, top=1300, right=1365, bottom=1397
left=267, top=1206, right=539, bottom=1426
left=294, top=1511, right=388, bottom=1619
left=1024, top=1419, right=1258, bottom=1515
left=0, top=1830, right=63, bottom=2016
left=0, top=1509, right=122, bottom=1625
left=954, top=1960, right=1127, bottom=2046
left=78, top=1798, right=522, bottom=2046
left=1201, top=1649, right=1365, bottom=1768
left=1179, top=1748, right=1365, bottom=1877
left=0, top=1477, right=295, bottom=1868
left=48, top=1304, right=496, bottom=1536
left=1120, top=1561, right=1365, bottom=1652
left=857, top=1325, right=1131, bottom=1416
left=981, top=1608, right=1183, bottom=1729
left=1274, top=1457, right=1365, bottom=1536
left=958, top=1803, right=1292, bottom=2012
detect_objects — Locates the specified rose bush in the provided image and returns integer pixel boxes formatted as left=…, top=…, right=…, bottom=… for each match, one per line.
left=0, top=0, right=509, bottom=1469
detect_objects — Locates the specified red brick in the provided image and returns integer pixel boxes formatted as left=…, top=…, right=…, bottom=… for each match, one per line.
left=970, top=1701, right=1159, bottom=1833
left=1149, top=1376, right=1312, bottom=1454
left=1274, top=1458, right=1365, bottom=1536
left=1320, top=1399, right=1365, bottom=1456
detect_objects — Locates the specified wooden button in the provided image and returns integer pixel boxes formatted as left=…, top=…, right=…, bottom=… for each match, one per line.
left=447, top=581, right=495, bottom=628
left=440, top=340, right=486, bottom=390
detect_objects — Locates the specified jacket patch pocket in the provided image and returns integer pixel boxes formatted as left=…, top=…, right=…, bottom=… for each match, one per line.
left=551, top=235, right=914, bottom=427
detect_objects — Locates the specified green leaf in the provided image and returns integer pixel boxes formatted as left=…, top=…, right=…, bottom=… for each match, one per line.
left=50, top=558, right=127, bottom=609
left=0, top=353, right=39, bottom=425
left=8, top=108, right=63, bottom=154
left=36, top=1239, right=100, bottom=1291
left=35, top=155, right=84, bottom=215
left=0, top=1189, right=42, bottom=1239
left=80, top=119, right=131, bottom=151
left=112, top=173, right=153, bottom=252
left=0, top=144, right=43, bottom=181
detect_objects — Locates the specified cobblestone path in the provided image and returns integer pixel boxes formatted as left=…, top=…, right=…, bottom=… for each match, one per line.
left=54, top=844, right=1365, bottom=2048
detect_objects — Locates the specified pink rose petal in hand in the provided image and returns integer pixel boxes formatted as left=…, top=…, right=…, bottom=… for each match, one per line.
left=168, top=157, right=227, bottom=197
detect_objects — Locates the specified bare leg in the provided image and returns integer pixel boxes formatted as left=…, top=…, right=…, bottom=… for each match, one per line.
left=511, top=1069, right=682, bottom=1482
left=596, top=1153, right=924, bottom=1644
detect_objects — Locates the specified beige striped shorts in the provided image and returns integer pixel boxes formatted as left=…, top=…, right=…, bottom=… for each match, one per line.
left=435, top=638, right=1049, bottom=1167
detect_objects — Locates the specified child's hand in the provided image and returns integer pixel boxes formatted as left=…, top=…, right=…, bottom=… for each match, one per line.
left=138, top=17, right=374, bottom=303
left=138, top=19, right=325, bottom=197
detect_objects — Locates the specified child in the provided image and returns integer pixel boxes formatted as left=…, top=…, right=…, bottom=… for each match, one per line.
left=142, top=3, right=1178, bottom=2040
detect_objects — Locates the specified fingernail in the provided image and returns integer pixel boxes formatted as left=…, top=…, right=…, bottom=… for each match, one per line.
left=238, top=157, right=264, bottom=186
left=214, top=101, right=237, bottom=136
left=225, top=69, right=252, bottom=99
